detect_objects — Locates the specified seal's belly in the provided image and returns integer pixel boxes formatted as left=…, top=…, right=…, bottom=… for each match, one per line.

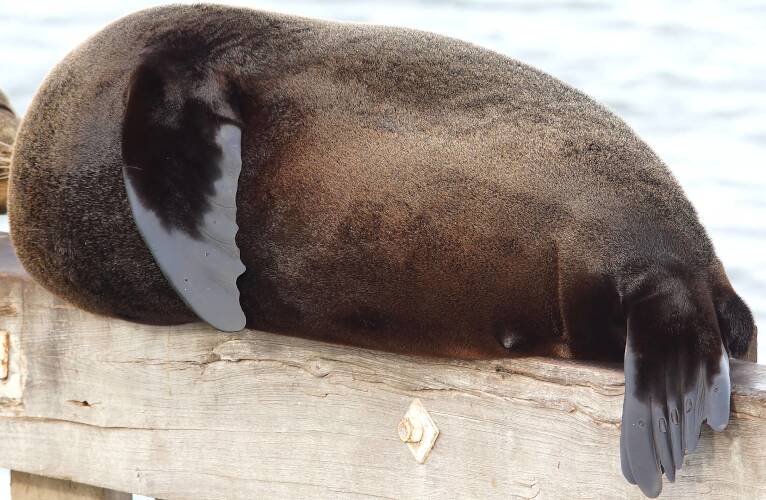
left=237, top=122, right=568, bottom=357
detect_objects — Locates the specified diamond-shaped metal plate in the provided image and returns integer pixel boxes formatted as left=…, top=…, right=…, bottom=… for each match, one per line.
left=399, top=398, right=439, bottom=464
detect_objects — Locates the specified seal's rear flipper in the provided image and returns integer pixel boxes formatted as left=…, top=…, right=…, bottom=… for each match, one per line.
left=715, top=286, right=756, bottom=359
left=619, top=287, right=731, bottom=498
left=122, top=61, right=246, bottom=332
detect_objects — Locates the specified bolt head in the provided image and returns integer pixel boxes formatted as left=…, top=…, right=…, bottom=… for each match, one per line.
left=398, top=417, right=423, bottom=443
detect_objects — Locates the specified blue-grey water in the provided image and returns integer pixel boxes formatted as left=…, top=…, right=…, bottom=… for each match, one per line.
left=1, top=1, right=765, bottom=497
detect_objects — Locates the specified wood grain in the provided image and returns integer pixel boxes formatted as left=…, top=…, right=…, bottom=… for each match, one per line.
left=0, top=88, right=18, bottom=213
left=0, top=237, right=764, bottom=499
left=11, top=472, right=130, bottom=500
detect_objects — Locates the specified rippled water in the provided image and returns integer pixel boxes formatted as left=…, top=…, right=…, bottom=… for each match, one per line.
left=0, top=1, right=764, bottom=495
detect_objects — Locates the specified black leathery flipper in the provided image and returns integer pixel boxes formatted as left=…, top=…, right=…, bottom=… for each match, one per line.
left=620, top=428, right=637, bottom=485
left=665, top=353, right=684, bottom=473
left=622, top=342, right=662, bottom=498
left=650, top=364, right=675, bottom=483
left=683, top=365, right=704, bottom=454
left=705, top=353, right=731, bottom=432
left=122, top=58, right=247, bottom=332
left=621, top=336, right=731, bottom=498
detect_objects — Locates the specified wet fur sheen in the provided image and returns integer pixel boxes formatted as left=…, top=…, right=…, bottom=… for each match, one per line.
left=8, top=5, right=755, bottom=362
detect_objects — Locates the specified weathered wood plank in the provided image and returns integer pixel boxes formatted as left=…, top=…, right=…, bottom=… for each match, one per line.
left=10, top=471, right=131, bottom=500
left=0, top=88, right=19, bottom=214
left=0, top=235, right=764, bottom=500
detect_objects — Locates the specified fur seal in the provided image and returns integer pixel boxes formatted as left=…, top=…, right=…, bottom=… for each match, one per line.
left=0, top=89, right=19, bottom=213
left=7, top=5, right=755, bottom=496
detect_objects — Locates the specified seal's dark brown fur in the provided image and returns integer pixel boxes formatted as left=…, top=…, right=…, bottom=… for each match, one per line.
left=8, top=5, right=754, bottom=362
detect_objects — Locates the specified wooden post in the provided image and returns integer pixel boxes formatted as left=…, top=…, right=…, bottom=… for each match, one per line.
left=0, top=88, right=19, bottom=214
left=11, top=472, right=130, bottom=500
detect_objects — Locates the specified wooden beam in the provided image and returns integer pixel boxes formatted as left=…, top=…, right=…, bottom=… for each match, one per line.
left=0, top=235, right=765, bottom=499
left=0, top=88, right=19, bottom=214
left=10, top=471, right=131, bottom=500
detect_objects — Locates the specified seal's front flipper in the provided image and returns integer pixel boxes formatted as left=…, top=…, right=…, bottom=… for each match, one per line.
left=620, top=287, right=731, bottom=498
left=121, top=61, right=246, bottom=332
